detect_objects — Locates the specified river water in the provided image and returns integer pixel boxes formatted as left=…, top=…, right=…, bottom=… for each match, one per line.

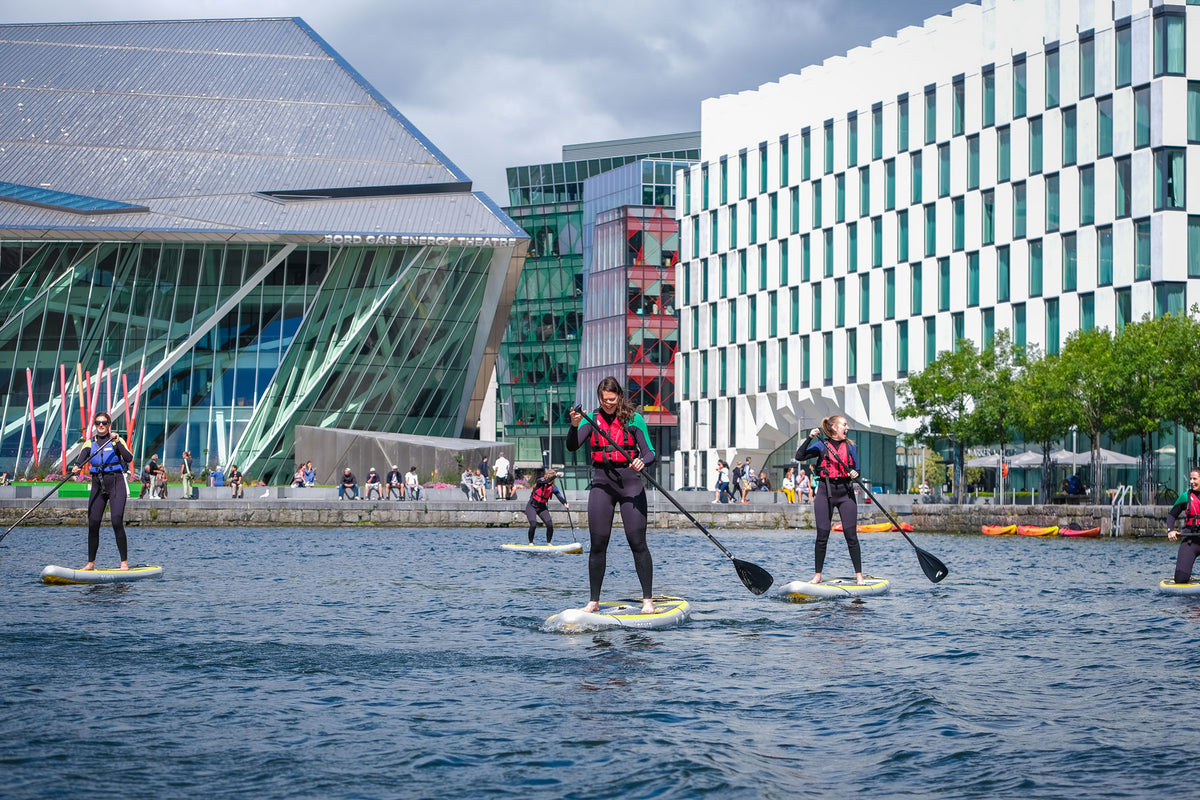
left=1, top=523, right=1197, bottom=799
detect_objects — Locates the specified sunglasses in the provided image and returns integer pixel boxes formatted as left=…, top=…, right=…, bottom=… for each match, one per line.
left=95, top=420, right=111, bottom=426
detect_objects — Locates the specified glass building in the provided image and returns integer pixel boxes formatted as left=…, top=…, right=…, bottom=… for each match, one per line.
left=0, top=19, right=526, bottom=484
left=679, top=0, right=1200, bottom=492
left=501, top=135, right=697, bottom=485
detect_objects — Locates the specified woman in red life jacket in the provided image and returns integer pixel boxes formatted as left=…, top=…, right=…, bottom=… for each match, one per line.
left=1165, top=468, right=1200, bottom=586
left=796, top=414, right=865, bottom=585
left=567, top=376, right=656, bottom=614
left=525, top=467, right=569, bottom=544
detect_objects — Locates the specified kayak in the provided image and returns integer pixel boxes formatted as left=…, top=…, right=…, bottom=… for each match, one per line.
left=833, top=522, right=914, bottom=533
left=982, top=524, right=1017, bottom=535
left=1060, top=527, right=1101, bottom=538
left=777, top=576, right=890, bottom=601
left=1017, top=525, right=1059, bottom=537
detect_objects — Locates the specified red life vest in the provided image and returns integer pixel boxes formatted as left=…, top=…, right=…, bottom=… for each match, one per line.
left=1184, top=491, right=1200, bottom=529
left=820, top=440, right=853, bottom=479
left=531, top=479, right=556, bottom=505
left=589, top=412, right=636, bottom=465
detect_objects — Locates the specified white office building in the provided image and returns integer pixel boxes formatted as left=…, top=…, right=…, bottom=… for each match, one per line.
left=675, top=0, right=1200, bottom=490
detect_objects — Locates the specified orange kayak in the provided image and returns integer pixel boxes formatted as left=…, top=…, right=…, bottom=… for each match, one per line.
left=982, top=524, right=1017, bottom=535
left=1061, top=527, right=1100, bottom=538
left=1017, top=525, right=1059, bottom=537
left=832, top=522, right=914, bottom=533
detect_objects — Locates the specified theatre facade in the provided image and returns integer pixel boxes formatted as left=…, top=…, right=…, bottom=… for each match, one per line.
left=0, top=18, right=526, bottom=484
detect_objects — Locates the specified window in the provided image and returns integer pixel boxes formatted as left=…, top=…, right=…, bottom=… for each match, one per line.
left=691, top=307, right=700, bottom=348
left=983, top=65, right=996, bottom=127
left=780, top=135, right=789, bottom=185
left=938, top=143, right=950, bottom=197
left=982, top=190, right=995, bottom=244
left=967, top=251, right=980, bottom=307
left=769, top=193, right=778, bottom=238
left=1045, top=46, right=1060, bottom=109
left=911, top=151, right=923, bottom=204
left=938, top=257, right=950, bottom=311
left=1079, top=34, right=1095, bottom=98
left=1098, top=96, right=1113, bottom=157
left=924, top=317, right=937, bottom=366
left=997, top=245, right=1011, bottom=302
left=709, top=212, right=718, bottom=255
left=824, top=229, right=834, bottom=277
left=739, top=152, right=748, bottom=199
left=720, top=254, right=728, bottom=297
left=769, top=290, right=778, bottom=336
left=885, top=267, right=896, bottom=319
left=847, top=112, right=858, bottom=168
left=1046, top=174, right=1060, bottom=233
left=1156, top=147, right=1186, bottom=210
left=702, top=257, right=711, bottom=301
left=835, top=277, right=846, bottom=326
left=1046, top=298, right=1060, bottom=355
left=702, top=164, right=710, bottom=210
left=757, top=343, right=767, bottom=392
left=1081, top=292, right=1094, bottom=330
left=749, top=198, right=758, bottom=244
left=1098, top=226, right=1113, bottom=285
left=1190, top=216, right=1200, bottom=278
left=1154, top=11, right=1186, bottom=77
left=812, top=181, right=822, bottom=228
left=1028, top=239, right=1043, bottom=297
left=847, top=329, right=858, bottom=382
left=1116, top=288, right=1131, bottom=331
left=759, top=143, right=769, bottom=193
left=885, top=159, right=896, bottom=210
left=997, top=126, right=1011, bottom=181
left=1116, top=157, right=1131, bottom=218
left=779, top=340, right=788, bottom=390
left=1116, top=22, right=1132, bottom=87
left=871, top=324, right=883, bottom=379
left=897, top=320, right=909, bottom=375
left=898, top=210, right=909, bottom=262
left=1080, top=165, right=1095, bottom=225
left=759, top=245, right=768, bottom=288
left=847, top=222, right=858, bottom=273
left=1156, top=282, right=1187, bottom=317
left=924, top=83, right=937, bottom=145
left=780, top=239, right=789, bottom=284
left=912, top=262, right=923, bottom=315
left=872, top=216, right=883, bottom=267
left=790, top=187, right=800, bottom=234
left=721, top=158, right=729, bottom=204
left=710, top=304, right=718, bottom=346
left=1014, top=302, right=1027, bottom=349
left=1013, top=182, right=1027, bottom=239
left=1063, top=107, right=1077, bottom=166
left=800, top=335, right=810, bottom=385
left=790, top=286, right=800, bottom=334
left=897, top=93, right=910, bottom=151
left=1135, top=86, right=1151, bottom=149
left=968, top=134, right=980, bottom=190
left=953, top=196, right=965, bottom=251
left=729, top=204, right=738, bottom=248
left=823, top=332, right=834, bottom=384
left=1029, top=116, right=1043, bottom=175
left=953, top=74, right=966, bottom=136
left=953, top=312, right=965, bottom=347
left=872, top=103, right=883, bottom=160
left=800, top=233, right=811, bottom=281
left=983, top=308, right=995, bottom=348
left=738, top=250, right=747, bottom=293
left=1063, top=233, right=1077, bottom=292
left=824, top=119, right=834, bottom=175
left=924, top=204, right=937, bottom=257
left=859, top=274, right=870, bottom=324
left=1013, top=55, right=1027, bottom=118
left=801, top=128, right=812, bottom=180
left=859, top=167, right=870, bottom=217
left=684, top=171, right=692, bottom=215
left=692, top=216, right=700, bottom=258
left=1135, top=218, right=1151, bottom=281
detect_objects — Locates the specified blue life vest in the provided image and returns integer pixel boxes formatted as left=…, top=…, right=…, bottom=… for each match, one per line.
left=88, top=437, right=124, bottom=473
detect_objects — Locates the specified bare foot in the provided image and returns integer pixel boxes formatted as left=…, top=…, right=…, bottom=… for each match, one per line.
left=641, top=598, right=656, bottom=614
left=120, top=561, right=130, bottom=571
left=80, top=562, right=95, bottom=571
left=855, top=573, right=865, bottom=585
left=583, top=601, right=600, bottom=613
left=810, top=573, right=822, bottom=584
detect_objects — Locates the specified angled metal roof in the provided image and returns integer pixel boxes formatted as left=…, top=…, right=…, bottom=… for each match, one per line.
left=0, top=18, right=525, bottom=241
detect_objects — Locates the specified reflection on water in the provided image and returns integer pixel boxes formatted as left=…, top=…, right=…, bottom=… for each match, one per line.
left=1, top=526, right=1197, bottom=799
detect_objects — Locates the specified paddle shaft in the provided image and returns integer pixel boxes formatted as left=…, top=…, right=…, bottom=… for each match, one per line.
left=0, top=435, right=119, bottom=544
left=574, top=407, right=736, bottom=561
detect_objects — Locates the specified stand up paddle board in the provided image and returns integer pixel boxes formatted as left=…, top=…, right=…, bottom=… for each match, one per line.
left=41, top=564, right=163, bottom=585
left=1158, top=578, right=1200, bottom=596
left=501, top=542, right=583, bottom=554
left=545, top=595, right=690, bottom=631
left=777, top=576, right=890, bottom=601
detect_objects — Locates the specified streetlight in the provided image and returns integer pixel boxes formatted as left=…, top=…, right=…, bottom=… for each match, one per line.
left=545, top=386, right=557, bottom=469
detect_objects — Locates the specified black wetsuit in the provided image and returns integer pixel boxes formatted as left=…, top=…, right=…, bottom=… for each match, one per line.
left=73, top=435, right=134, bottom=564
left=525, top=478, right=566, bottom=544
left=797, top=434, right=863, bottom=574
left=1166, top=489, right=1200, bottom=584
left=567, top=411, right=656, bottom=602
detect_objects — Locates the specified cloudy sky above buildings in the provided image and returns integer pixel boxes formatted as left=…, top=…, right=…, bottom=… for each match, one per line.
left=3, top=0, right=963, bottom=202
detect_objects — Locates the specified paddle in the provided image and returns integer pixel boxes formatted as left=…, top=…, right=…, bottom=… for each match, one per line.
left=812, top=431, right=949, bottom=584
left=0, top=436, right=118, bottom=546
left=564, top=505, right=580, bottom=545
left=573, top=406, right=774, bottom=595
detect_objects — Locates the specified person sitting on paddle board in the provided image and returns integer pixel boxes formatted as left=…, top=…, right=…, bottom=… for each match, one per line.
left=70, top=413, right=134, bottom=571
left=1165, top=467, right=1200, bottom=586
left=525, top=467, right=569, bottom=544
left=567, top=376, right=657, bottom=615
left=796, top=414, right=865, bottom=585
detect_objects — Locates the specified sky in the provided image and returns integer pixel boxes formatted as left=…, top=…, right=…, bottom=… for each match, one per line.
left=0, top=0, right=965, bottom=203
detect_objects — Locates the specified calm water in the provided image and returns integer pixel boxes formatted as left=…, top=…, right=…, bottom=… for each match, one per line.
left=2, top=521, right=1198, bottom=799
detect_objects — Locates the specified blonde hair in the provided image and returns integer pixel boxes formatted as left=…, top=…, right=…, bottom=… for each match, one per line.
left=821, top=415, right=854, bottom=445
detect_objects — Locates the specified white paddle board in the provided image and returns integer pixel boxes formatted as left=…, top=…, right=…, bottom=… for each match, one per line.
left=777, top=576, right=890, bottom=601
left=545, top=595, right=691, bottom=631
left=501, top=542, right=583, bottom=554
left=41, top=564, right=163, bottom=585
left=1158, top=578, right=1200, bottom=596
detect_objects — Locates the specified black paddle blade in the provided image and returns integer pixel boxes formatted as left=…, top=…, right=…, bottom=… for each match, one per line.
left=915, top=546, right=949, bottom=583
left=734, top=558, right=774, bottom=595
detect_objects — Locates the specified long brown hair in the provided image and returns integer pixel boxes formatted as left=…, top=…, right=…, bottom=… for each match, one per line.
left=596, top=376, right=636, bottom=424
left=820, top=414, right=854, bottom=445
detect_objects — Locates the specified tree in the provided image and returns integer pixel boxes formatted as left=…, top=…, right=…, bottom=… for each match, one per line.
left=1012, top=347, right=1075, bottom=499
left=1110, top=315, right=1175, bottom=500
left=971, top=330, right=1026, bottom=499
left=1057, top=327, right=1122, bottom=493
left=1153, top=307, right=1200, bottom=470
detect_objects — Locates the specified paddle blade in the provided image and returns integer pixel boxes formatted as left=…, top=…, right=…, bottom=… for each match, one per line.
left=915, top=546, right=949, bottom=583
left=734, top=558, right=774, bottom=595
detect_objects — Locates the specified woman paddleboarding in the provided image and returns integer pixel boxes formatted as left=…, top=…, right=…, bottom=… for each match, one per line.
left=796, top=414, right=866, bottom=585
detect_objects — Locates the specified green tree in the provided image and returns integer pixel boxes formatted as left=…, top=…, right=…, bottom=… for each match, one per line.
left=971, top=330, right=1025, bottom=498
left=1110, top=315, right=1175, bottom=499
left=1012, top=347, right=1075, bottom=498
left=1057, top=327, right=1121, bottom=494
left=1153, top=307, right=1200, bottom=470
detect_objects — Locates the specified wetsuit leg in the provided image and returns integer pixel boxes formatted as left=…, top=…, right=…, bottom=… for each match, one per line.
left=833, top=484, right=862, bottom=572
left=525, top=504, right=539, bottom=544
left=1174, top=537, right=1200, bottom=584
left=587, top=486, right=617, bottom=602
left=618, top=491, right=653, bottom=598
left=86, top=480, right=105, bottom=562
left=539, top=507, right=555, bottom=544
left=813, top=485, right=833, bottom=573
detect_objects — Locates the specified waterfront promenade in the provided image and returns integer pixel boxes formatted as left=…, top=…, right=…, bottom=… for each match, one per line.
left=0, top=485, right=1169, bottom=536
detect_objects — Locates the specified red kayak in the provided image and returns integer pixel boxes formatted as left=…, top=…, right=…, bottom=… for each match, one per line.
left=1060, top=527, right=1101, bottom=538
